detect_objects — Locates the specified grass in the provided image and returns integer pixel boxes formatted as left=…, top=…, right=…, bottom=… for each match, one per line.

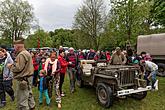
left=2, top=75, right=165, bottom=110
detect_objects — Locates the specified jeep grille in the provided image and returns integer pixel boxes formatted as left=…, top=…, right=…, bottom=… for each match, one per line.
left=118, top=70, right=135, bottom=86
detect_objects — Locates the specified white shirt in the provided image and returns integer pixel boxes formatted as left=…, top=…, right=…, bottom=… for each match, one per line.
left=145, top=61, right=158, bottom=71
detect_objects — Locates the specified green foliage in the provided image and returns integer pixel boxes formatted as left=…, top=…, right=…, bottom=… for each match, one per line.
left=0, top=37, right=12, bottom=46
left=101, top=0, right=154, bottom=50
left=25, top=28, right=96, bottom=50
left=25, top=29, right=53, bottom=48
left=0, top=29, right=12, bottom=46
left=51, top=28, right=75, bottom=48
left=72, top=29, right=92, bottom=49
left=151, top=0, right=165, bottom=26
left=0, top=0, right=34, bottom=43
left=74, top=0, right=107, bottom=49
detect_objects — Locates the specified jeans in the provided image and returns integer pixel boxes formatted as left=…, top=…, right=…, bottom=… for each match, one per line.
left=144, top=70, right=157, bottom=89
left=39, top=90, right=50, bottom=105
left=68, top=68, right=76, bottom=91
left=151, top=70, right=157, bottom=89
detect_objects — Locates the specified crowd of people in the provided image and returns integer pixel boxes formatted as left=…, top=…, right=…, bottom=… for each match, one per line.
left=0, top=39, right=158, bottom=109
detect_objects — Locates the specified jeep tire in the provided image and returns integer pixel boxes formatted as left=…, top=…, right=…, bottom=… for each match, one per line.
left=157, top=63, right=165, bottom=77
left=96, top=83, right=113, bottom=108
left=131, top=91, right=147, bottom=100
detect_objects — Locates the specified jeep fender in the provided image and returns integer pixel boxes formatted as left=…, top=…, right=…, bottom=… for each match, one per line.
left=93, top=74, right=118, bottom=88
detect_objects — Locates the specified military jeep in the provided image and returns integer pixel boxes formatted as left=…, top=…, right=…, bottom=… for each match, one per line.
left=77, top=60, right=152, bottom=108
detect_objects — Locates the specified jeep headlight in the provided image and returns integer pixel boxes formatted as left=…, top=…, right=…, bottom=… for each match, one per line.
left=114, top=72, right=118, bottom=78
left=135, top=70, right=139, bottom=76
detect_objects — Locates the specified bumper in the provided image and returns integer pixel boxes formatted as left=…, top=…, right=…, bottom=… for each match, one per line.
left=117, top=86, right=152, bottom=96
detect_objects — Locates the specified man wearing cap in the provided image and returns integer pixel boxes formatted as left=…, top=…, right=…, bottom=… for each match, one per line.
left=109, top=47, right=127, bottom=65
left=8, top=39, right=35, bottom=110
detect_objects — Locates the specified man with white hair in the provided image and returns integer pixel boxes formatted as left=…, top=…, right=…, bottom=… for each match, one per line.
left=66, top=47, right=77, bottom=93
left=59, top=46, right=63, bottom=50
left=8, top=39, right=35, bottom=110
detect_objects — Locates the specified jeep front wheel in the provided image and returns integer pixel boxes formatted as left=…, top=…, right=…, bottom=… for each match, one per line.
left=131, top=91, right=147, bottom=100
left=96, top=83, right=113, bottom=108
left=157, top=63, right=165, bottom=77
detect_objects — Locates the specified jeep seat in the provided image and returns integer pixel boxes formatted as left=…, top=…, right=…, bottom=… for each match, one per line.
left=82, top=64, right=93, bottom=76
left=97, top=63, right=107, bottom=67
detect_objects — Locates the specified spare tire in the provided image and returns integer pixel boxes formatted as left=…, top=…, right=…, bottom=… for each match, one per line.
left=157, top=63, right=165, bottom=77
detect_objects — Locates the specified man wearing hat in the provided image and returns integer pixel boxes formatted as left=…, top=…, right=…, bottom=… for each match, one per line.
left=109, top=47, right=127, bottom=65
left=7, top=39, right=35, bottom=110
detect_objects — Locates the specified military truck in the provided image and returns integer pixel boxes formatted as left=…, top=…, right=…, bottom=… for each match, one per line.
left=137, top=33, right=165, bottom=76
left=77, top=60, right=152, bottom=108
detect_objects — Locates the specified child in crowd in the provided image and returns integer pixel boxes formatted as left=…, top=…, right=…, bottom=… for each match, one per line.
left=38, top=57, right=46, bottom=75
left=37, top=57, right=46, bottom=83
left=38, top=70, right=50, bottom=106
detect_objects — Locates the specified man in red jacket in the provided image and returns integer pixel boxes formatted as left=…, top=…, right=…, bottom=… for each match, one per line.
left=58, top=49, right=69, bottom=96
left=66, top=47, right=77, bottom=93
